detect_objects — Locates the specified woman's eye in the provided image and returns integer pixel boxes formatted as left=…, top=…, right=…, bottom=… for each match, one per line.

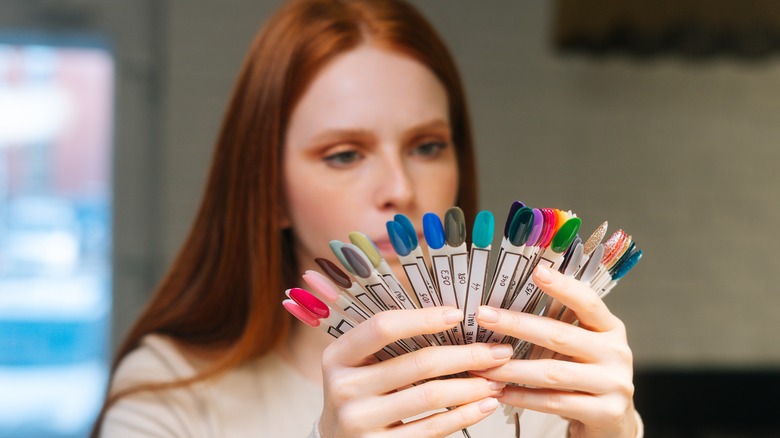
left=323, top=149, right=362, bottom=167
left=411, top=141, right=448, bottom=158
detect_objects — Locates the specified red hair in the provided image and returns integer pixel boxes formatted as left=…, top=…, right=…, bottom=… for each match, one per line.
left=93, top=0, right=477, bottom=432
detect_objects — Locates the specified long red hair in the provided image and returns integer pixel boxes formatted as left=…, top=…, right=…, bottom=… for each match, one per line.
left=94, top=0, right=477, bottom=432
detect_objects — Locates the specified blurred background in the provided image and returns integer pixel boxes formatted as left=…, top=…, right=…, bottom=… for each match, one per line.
left=0, top=0, right=778, bottom=436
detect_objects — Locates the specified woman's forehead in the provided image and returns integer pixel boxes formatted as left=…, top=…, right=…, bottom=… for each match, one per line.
left=285, top=45, right=449, bottom=144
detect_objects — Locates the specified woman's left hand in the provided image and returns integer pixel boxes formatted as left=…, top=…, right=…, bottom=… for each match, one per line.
left=472, top=265, right=637, bottom=438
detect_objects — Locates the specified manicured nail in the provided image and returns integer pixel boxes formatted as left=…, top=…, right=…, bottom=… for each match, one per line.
left=476, top=306, right=499, bottom=323
left=490, top=344, right=513, bottom=359
left=479, top=397, right=499, bottom=413
left=444, top=309, right=464, bottom=324
left=487, top=380, right=507, bottom=391
left=535, top=265, right=553, bottom=284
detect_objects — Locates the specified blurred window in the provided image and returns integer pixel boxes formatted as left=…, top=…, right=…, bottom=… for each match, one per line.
left=0, top=39, right=113, bottom=438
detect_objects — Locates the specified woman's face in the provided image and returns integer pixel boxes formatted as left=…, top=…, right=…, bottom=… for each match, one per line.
left=283, top=45, right=459, bottom=276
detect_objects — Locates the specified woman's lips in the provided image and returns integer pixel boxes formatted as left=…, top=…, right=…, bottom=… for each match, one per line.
left=372, top=238, right=397, bottom=258
left=372, top=233, right=425, bottom=259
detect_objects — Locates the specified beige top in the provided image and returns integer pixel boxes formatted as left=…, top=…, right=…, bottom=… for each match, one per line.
left=101, top=334, right=640, bottom=437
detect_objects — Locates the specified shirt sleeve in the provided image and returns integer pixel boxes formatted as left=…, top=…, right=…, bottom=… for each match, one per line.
left=564, top=409, right=644, bottom=438
left=98, top=338, right=212, bottom=438
left=100, top=391, right=194, bottom=438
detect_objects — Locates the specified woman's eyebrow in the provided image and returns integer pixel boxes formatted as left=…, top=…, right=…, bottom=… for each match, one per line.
left=308, top=128, right=374, bottom=146
left=306, top=119, right=450, bottom=147
left=403, top=119, right=451, bottom=138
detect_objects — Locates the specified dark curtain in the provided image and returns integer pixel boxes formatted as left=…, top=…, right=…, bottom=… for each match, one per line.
left=553, top=0, right=780, bottom=58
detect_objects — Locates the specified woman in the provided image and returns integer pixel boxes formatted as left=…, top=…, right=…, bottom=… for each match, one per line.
left=96, top=0, right=641, bottom=436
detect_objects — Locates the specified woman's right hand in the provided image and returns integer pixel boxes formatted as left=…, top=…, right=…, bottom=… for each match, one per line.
left=318, top=307, right=513, bottom=438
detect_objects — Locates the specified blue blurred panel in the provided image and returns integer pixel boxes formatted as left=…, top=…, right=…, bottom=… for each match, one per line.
left=0, top=35, right=114, bottom=438
left=0, top=318, right=108, bottom=366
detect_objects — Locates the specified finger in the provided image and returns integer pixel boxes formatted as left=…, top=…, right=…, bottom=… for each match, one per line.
left=322, top=344, right=512, bottom=406
left=357, top=343, right=513, bottom=393
left=326, top=307, right=463, bottom=367
left=382, top=397, right=500, bottom=438
left=475, top=306, right=598, bottom=361
left=499, top=386, right=632, bottom=429
left=472, top=359, right=622, bottom=394
left=361, top=378, right=504, bottom=426
left=532, top=265, right=620, bottom=332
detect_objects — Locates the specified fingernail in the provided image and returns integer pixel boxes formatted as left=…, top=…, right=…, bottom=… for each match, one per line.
left=444, top=309, right=464, bottom=324
left=479, top=397, right=499, bottom=413
left=476, top=306, right=499, bottom=323
left=490, top=344, right=513, bottom=359
left=487, top=380, right=506, bottom=391
left=535, top=265, right=553, bottom=284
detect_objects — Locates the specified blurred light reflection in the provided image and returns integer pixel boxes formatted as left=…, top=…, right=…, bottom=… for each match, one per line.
left=0, top=40, right=113, bottom=438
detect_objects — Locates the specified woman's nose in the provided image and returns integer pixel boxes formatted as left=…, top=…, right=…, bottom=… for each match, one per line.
left=374, top=153, right=415, bottom=211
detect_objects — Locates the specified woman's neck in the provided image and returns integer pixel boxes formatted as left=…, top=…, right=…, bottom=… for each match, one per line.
left=276, top=319, right=333, bottom=384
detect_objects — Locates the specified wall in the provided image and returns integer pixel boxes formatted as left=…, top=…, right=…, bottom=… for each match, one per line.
left=155, top=0, right=780, bottom=367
